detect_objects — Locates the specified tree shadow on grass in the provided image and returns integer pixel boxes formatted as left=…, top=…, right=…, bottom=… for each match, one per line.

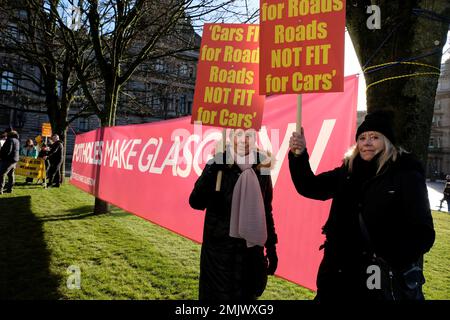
left=36, top=205, right=130, bottom=222
left=37, top=206, right=97, bottom=222
left=0, top=196, right=62, bottom=299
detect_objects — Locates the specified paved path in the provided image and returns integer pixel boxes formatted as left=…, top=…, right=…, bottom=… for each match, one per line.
left=427, top=181, right=449, bottom=212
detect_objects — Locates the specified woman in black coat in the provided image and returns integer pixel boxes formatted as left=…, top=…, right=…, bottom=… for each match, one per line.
left=189, top=129, right=278, bottom=300
left=289, top=111, right=435, bottom=301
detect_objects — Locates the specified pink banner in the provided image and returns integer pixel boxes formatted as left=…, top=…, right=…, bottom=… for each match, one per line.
left=70, top=75, right=358, bottom=291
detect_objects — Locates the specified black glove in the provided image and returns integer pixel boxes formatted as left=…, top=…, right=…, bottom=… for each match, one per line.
left=265, top=245, right=278, bottom=275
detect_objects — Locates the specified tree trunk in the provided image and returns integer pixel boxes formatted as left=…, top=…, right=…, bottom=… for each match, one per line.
left=94, top=197, right=110, bottom=214
left=92, top=85, right=120, bottom=215
left=93, top=121, right=109, bottom=214
left=44, top=73, right=71, bottom=184
left=60, top=127, right=67, bottom=184
left=54, top=102, right=69, bottom=183
left=346, top=0, right=450, bottom=165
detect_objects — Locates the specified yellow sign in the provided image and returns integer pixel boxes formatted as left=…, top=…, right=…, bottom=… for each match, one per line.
left=42, top=123, right=52, bottom=137
left=16, top=157, right=46, bottom=180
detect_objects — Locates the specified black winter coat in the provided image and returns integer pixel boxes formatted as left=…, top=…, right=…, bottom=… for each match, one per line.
left=443, top=181, right=450, bottom=198
left=289, top=150, right=435, bottom=300
left=0, top=133, right=20, bottom=163
left=47, top=140, right=64, bottom=164
left=189, top=151, right=277, bottom=300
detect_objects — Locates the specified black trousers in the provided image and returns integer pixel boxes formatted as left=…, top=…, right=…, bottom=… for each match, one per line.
left=0, top=161, right=16, bottom=192
left=47, top=161, right=62, bottom=186
left=439, top=197, right=449, bottom=212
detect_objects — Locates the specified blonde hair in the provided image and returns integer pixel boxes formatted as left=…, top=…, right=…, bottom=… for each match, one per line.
left=344, top=134, right=406, bottom=174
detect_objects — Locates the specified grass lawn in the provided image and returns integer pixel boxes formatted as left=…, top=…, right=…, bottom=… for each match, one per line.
left=0, top=176, right=448, bottom=300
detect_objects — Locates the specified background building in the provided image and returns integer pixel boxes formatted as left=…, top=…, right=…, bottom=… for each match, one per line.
left=428, top=58, right=450, bottom=179
left=0, top=4, right=200, bottom=175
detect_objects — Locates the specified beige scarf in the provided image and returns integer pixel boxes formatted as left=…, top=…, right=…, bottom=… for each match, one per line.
left=229, top=153, right=267, bottom=248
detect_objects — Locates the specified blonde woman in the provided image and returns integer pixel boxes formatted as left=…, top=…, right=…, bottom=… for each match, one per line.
left=289, top=111, right=435, bottom=301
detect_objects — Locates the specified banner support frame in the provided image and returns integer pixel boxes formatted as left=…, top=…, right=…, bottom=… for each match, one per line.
left=295, top=94, right=302, bottom=155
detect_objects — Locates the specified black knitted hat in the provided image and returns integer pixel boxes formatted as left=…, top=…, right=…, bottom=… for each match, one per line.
left=356, top=110, right=396, bottom=144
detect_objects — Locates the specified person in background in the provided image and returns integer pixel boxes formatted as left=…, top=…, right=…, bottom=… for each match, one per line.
left=289, top=111, right=435, bottom=301
left=37, top=142, right=50, bottom=185
left=438, top=175, right=450, bottom=212
left=0, top=128, right=20, bottom=194
left=189, top=129, right=278, bottom=300
left=20, top=138, right=38, bottom=183
left=43, top=134, right=64, bottom=187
